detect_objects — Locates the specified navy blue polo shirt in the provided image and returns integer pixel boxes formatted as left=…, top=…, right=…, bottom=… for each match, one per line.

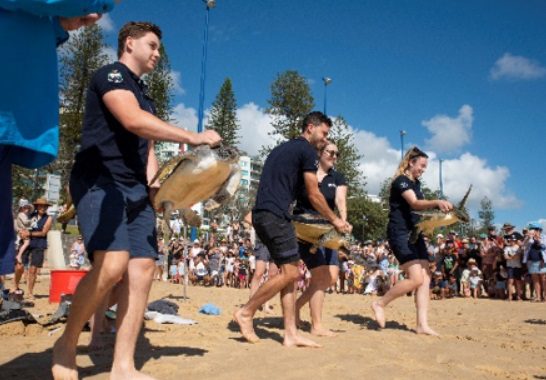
left=253, top=137, right=319, bottom=220
left=387, top=175, right=423, bottom=235
left=72, top=62, right=155, bottom=186
left=294, top=169, right=347, bottom=214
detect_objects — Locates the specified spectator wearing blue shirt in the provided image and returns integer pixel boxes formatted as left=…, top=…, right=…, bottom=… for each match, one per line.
left=234, top=111, right=352, bottom=348
left=0, top=0, right=115, bottom=276
left=51, top=21, right=221, bottom=380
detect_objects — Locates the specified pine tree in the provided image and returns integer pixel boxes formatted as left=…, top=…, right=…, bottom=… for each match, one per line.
left=347, top=195, right=388, bottom=242
left=145, top=45, right=177, bottom=163
left=263, top=70, right=314, bottom=154
left=145, top=45, right=174, bottom=122
left=328, top=116, right=366, bottom=195
left=49, top=25, right=109, bottom=193
left=478, top=196, right=495, bottom=232
left=206, top=78, right=240, bottom=147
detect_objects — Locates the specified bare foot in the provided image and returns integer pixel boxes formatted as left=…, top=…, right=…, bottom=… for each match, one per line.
left=371, top=301, right=386, bottom=328
left=111, top=367, right=157, bottom=380
left=233, top=308, right=259, bottom=343
left=416, top=326, right=440, bottom=336
left=311, top=327, right=337, bottom=337
left=51, top=338, right=78, bottom=380
left=283, top=333, right=322, bottom=348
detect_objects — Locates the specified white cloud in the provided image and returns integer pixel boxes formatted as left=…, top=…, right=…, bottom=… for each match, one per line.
left=335, top=121, right=520, bottom=213
left=169, top=70, right=185, bottom=95
left=236, top=103, right=276, bottom=156
left=421, top=152, right=520, bottom=209
left=97, top=14, right=115, bottom=32
left=423, top=105, right=473, bottom=154
left=102, top=45, right=117, bottom=63
left=490, top=53, right=546, bottom=80
left=171, top=103, right=198, bottom=132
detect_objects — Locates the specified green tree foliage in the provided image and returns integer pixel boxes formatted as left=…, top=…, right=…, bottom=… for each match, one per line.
left=328, top=116, right=366, bottom=195
left=12, top=166, right=40, bottom=202
left=348, top=195, right=388, bottom=242
left=263, top=70, right=314, bottom=154
left=145, top=45, right=174, bottom=122
left=478, top=196, right=495, bottom=233
left=145, top=45, right=177, bottom=164
left=50, top=25, right=109, bottom=194
left=206, top=78, right=240, bottom=147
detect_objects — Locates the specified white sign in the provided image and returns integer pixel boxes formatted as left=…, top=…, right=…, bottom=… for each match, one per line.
left=46, top=174, right=61, bottom=202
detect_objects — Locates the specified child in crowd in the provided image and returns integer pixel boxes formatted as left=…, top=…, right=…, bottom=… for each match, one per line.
left=15, top=201, right=33, bottom=264
left=446, top=274, right=458, bottom=298
left=468, top=267, right=483, bottom=298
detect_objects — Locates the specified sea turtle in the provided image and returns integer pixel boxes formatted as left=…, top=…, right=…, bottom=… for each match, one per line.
left=291, top=213, right=352, bottom=253
left=151, top=145, right=241, bottom=232
left=410, top=185, right=472, bottom=243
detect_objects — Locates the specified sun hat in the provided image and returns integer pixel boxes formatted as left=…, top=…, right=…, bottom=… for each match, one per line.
left=502, top=223, right=515, bottom=230
left=33, top=198, right=51, bottom=207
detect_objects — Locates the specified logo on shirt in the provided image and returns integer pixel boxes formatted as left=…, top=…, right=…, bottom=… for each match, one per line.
left=314, top=160, right=319, bottom=168
left=328, top=183, right=337, bottom=188
left=400, top=182, right=409, bottom=189
left=107, top=70, right=123, bottom=84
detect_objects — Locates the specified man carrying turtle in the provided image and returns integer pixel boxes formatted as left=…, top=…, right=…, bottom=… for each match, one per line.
left=52, top=22, right=221, bottom=380
left=234, top=111, right=352, bottom=347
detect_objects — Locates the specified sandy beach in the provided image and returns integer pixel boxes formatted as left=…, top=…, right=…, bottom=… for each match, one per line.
left=1, top=272, right=545, bottom=380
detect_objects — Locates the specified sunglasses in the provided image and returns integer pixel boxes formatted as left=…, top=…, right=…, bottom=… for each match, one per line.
left=409, top=146, right=429, bottom=159
left=324, top=149, right=340, bottom=158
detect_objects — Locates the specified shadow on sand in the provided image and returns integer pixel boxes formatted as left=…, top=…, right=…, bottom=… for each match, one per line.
left=334, top=313, right=411, bottom=332
left=227, top=317, right=284, bottom=344
left=0, top=329, right=207, bottom=379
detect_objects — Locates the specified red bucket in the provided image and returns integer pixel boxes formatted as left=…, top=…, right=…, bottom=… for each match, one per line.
left=49, top=270, right=88, bottom=303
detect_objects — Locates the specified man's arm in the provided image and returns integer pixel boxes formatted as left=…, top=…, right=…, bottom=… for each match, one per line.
left=147, top=141, right=160, bottom=187
left=103, top=90, right=220, bottom=146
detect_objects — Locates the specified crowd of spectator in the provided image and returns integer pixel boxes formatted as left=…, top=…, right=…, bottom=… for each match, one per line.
left=155, top=219, right=546, bottom=304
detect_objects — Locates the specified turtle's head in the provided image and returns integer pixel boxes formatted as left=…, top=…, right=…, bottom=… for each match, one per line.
left=454, top=185, right=472, bottom=223
left=215, top=145, right=240, bottom=163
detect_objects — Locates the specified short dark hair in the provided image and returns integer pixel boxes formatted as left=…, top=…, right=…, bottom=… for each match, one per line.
left=118, top=21, right=162, bottom=58
left=300, top=111, right=332, bottom=133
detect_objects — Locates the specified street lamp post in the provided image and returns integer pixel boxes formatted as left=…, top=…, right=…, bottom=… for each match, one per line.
left=399, top=130, right=406, bottom=160
left=439, top=158, right=444, bottom=199
left=322, top=77, right=332, bottom=115
left=197, top=0, right=216, bottom=133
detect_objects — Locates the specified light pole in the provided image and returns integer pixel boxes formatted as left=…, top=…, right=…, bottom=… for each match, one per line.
left=399, top=130, right=406, bottom=160
left=322, top=77, right=332, bottom=115
left=362, top=215, right=368, bottom=242
left=197, top=0, right=216, bottom=133
left=439, top=158, right=444, bottom=199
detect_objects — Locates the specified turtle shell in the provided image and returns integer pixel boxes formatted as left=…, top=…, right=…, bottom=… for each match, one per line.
left=152, top=145, right=240, bottom=210
left=292, top=213, right=349, bottom=251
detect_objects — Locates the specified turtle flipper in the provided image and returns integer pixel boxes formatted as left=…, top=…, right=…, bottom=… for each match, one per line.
left=162, top=201, right=174, bottom=240
left=204, top=164, right=242, bottom=211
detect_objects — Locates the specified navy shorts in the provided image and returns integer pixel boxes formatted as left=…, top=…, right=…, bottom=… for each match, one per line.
left=70, top=175, right=158, bottom=262
left=388, top=231, right=428, bottom=265
left=299, top=242, right=339, bottom=270
left=0, top=146, right=16, bottom=275
left=254, top=238, right=271, bottom=262
left=507, top=267, right=523, bottom=280
left=22, top=247, right=45, bottom=268
left=252, top=210, right=299, bottom=266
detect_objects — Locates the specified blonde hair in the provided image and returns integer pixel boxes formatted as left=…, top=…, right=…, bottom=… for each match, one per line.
left=392, top=146, right=429, bottom=180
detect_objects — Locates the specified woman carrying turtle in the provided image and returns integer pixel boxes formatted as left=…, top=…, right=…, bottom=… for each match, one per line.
left=371, top=146, right=452, bottom=335
left=294, top=141, right=348, bottom=336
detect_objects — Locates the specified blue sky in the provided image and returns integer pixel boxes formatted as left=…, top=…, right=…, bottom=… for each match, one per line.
left=97, top=0, right=546, bottom=230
